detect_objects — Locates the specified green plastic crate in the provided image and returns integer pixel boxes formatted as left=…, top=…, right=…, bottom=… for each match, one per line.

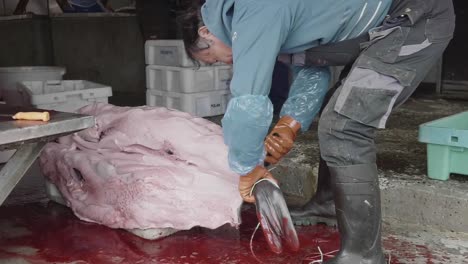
left=418, top=111, right=468, bottom=181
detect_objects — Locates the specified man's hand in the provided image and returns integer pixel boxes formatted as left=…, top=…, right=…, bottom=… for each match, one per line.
left=239, top=166, right=276, bottom=203
left=265, top=116, right=301, bottom=165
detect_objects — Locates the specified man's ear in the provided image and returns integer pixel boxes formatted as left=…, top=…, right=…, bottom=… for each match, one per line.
left=198, top=26, right=211, bottom=38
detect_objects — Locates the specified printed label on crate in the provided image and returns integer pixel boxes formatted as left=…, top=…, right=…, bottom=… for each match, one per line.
left=159, top=47, right=178, bottom=64
left=160, top=49, right=175, bottom=55
left=196, top=96, right=224, bottom=116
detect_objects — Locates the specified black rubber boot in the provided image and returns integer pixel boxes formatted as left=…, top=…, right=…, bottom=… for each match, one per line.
left=290, top=158, right=337, bottom=226
left=290, top=69, right=352, bottom=227
left=324, top=164, right=386, bottom=264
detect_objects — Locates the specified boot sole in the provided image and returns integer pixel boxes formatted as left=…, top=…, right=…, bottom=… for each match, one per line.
left=292, top=216, right=337, bottom=227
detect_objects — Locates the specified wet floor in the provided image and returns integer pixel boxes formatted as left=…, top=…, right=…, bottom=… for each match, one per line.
left=1, top=198, right=451, bottom=264
left=0, top=203, right=337, bottom=264
left=0, top=202, right=373, bottom=264
left=0, top=166, right=438, bottom=264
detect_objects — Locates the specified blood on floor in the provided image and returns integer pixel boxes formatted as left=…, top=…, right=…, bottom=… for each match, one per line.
left=0, top=202, right=434, bottom=264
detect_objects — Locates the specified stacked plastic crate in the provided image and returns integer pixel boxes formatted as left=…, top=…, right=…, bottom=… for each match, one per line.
left=145, top=40, right=233, bottom=117
left=16, top=80, right=112, bottom=113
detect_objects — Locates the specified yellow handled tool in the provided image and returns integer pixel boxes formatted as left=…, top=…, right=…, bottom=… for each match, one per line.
left=9, top=112, right=51, bottom=122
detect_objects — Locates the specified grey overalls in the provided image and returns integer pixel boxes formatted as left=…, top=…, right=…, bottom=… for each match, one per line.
left=299, top=0, right=455, bottom=262
left=317, top=0, right=455, bottom=165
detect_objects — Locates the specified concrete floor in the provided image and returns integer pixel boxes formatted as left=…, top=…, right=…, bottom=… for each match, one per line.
left=272, top=93, right=468, bottom=232
left=1, top=92, right=468, bottom=263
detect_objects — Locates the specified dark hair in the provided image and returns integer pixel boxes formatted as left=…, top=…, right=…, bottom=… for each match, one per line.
left=178, top=0, right=206, bottom=64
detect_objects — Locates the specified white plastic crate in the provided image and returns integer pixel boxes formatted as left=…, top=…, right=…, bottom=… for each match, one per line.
left=146, top=65, right=232, bottom=93
left=146, top=89, right=230, bottom=117
left=145, top=39, right=218, bottom=67
left=0, top=66, right=66, bottom=104
left=16, top=80, right=113, bottom=113
left=145, top=40, right=193, bottom=67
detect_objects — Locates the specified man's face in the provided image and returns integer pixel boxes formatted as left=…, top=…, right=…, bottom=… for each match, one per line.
left=191, top=27, right=233, bottom=65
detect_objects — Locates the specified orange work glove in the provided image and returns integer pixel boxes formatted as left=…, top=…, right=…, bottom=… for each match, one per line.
left=239, top=166, right=277, bottom=203
left=264, top=116, right=301, bottom=165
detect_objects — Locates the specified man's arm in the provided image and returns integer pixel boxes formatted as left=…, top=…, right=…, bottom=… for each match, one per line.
left=222, top=2, right=291, bottom=175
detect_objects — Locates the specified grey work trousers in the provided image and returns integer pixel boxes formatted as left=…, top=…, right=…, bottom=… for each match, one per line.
left=317, top=0, right=455, bottom=167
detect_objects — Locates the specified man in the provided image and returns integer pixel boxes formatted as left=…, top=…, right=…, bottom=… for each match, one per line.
left=181, top=0, right=455, bottom=262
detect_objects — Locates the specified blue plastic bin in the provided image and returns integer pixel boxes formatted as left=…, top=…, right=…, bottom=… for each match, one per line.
left=418, top=111, right=468, bottom=180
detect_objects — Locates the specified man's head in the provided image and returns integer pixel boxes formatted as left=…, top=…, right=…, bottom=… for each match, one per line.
left=180, top=1, right=233, bottom=65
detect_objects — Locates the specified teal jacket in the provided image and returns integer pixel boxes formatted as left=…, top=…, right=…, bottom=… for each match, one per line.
left=201, top=0, right=392, bottom=174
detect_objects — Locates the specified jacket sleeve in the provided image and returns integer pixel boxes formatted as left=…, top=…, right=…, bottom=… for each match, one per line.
left=280, top=66, right=330, bottom=131
left=221, top=2, right=291, bottom=175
